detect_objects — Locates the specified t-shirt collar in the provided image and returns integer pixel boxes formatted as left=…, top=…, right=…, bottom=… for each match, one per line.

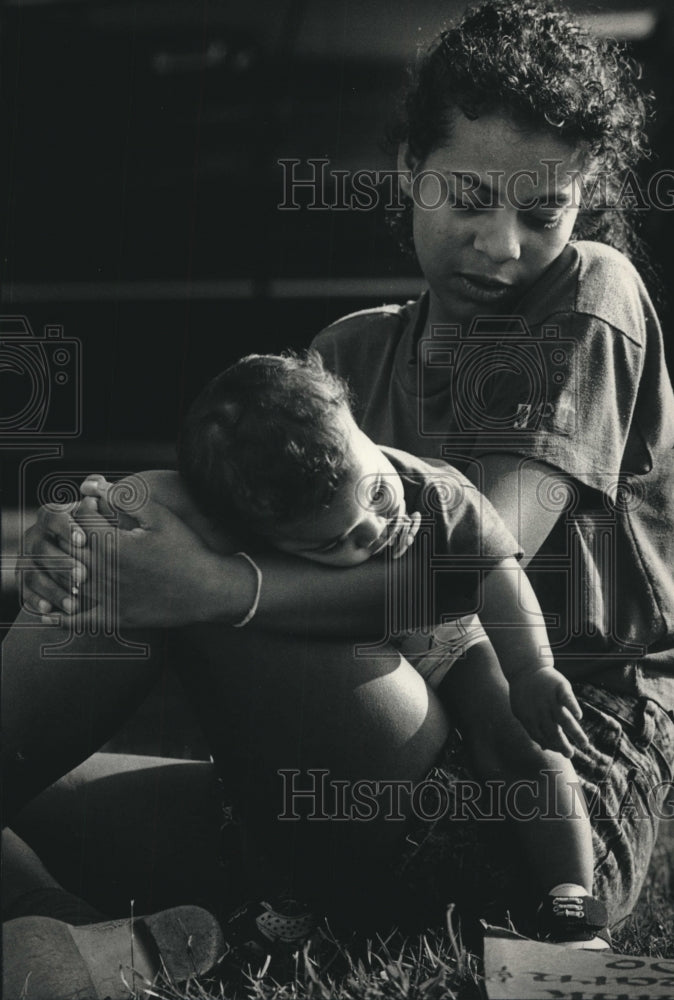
left=396, top=244, right=578, bottom=395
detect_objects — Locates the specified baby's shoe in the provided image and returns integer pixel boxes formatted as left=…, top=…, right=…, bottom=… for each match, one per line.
left=537, top=883, right=611, bottom=950
left=224, top=897, right=318, bottom=967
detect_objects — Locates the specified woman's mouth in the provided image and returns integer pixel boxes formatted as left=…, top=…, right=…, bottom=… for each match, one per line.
left=456, top=273, right=516, bottom=302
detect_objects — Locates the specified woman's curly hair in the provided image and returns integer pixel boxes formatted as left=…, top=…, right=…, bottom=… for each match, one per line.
left=387, top=0, right=654, bottom=266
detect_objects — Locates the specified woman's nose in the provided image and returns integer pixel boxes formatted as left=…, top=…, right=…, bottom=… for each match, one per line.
left=472, top=209, right=521, bottom=263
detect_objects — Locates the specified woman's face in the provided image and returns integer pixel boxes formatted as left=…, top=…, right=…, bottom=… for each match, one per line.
left=401, top=112, right=585, bottom=327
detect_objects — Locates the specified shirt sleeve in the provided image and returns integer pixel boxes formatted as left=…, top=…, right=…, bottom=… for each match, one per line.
left=469, top=313, right=641, bottom=490
left=386, top=450, right=522, bottom=622
left=411, top=466, right=522, bottom=562
left=467, top=260, right=674, bottom=494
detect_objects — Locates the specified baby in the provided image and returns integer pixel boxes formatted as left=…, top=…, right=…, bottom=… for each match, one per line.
left=85, top=350, right=609, bottom=949
left=173, top=349, right=610, bottom=950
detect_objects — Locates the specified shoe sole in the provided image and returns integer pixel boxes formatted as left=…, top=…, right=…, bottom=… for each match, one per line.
left=3, top=906, right=225, bottom=999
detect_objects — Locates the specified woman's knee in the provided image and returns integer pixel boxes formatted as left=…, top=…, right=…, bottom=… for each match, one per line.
left=179, top=627, right=450, bottom=782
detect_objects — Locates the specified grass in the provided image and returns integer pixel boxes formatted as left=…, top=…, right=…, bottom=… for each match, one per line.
left=121, top=909, right=483, bottom=1000
left=122, top=822, right=674, bottom=1000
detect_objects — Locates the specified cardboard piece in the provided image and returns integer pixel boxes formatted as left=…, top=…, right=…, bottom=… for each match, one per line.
left=484, top=928, right=674, bottom=1000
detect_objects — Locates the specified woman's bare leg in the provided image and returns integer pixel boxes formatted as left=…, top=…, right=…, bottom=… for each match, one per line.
left=2, top=607, right=451, bottom=921
left=2, top=828, right=105, bottom=924
left=176, top=624, right=451, bottom=916
left=2, top=610, right=164, bottom=819
left=10, top=755, right=228, bottom=917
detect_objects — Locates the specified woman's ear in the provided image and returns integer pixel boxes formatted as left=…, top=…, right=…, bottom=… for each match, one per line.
left=397, top=142, right=417, bottom=198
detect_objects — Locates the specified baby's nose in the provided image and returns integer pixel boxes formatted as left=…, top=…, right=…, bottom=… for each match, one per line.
left=354, top=515, right=388, bottom=550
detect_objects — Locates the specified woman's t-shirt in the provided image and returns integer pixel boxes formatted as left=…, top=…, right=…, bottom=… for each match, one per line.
left=313, top=241, right=674, bottom=708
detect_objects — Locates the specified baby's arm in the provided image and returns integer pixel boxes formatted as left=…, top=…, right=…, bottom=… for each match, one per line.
left=438, top=643, right=594, bottom=895
left=480, top=557, right=588, bottom=757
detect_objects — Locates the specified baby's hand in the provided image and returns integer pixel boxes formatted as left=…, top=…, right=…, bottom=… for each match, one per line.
left=509, top=667, right=589, bottom=758
left=386, top=511, right=421, bottom=559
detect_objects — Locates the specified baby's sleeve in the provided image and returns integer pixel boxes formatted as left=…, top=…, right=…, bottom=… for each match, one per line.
left=398, top=462, right=522, bottom=621
left=410, top=465, right=522, bottom=561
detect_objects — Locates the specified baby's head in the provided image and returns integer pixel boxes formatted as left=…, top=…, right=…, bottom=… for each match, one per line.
left=178, top=351, right=409, bottom=566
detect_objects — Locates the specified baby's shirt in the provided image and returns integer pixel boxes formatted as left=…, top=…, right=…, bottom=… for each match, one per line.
left=366, top=446, right=521, bottom=686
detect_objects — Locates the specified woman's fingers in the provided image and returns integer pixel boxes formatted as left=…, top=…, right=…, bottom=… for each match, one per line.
left=79, top=476, right=118, bottom=520
left=21, top=568, right=77, bottom=615
left=24, top=532, right=78, bottom=587
left=17, top=475, right=145, bottom=619
left=36, top=504, right=86, bottom=551
left=72, top=498, right=127, bottom=532
left=79, top=474, right=110, bottom=497
left=18, top=515, right=89, bottom=614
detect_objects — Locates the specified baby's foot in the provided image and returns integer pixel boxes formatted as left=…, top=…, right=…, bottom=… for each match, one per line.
left=537, top=883, right=611, bottom=950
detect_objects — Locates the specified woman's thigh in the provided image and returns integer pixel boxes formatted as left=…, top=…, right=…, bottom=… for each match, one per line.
left=11, top=753, right=229, bottom=917
left=6, top=615, right=453, bottom=918
left=175, top=625, right=452, bottom=906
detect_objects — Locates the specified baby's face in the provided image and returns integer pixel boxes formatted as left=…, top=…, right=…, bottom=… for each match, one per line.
left=270, top=424, right=418, bottom=567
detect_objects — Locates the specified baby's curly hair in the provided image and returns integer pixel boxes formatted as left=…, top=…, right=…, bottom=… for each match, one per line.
left=178, top=351, right=354, bottom=533
left=388, top=0, right=653, bottom=263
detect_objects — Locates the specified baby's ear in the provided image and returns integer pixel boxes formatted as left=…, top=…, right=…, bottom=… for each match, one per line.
left=397, top=143, right=417, bottom=198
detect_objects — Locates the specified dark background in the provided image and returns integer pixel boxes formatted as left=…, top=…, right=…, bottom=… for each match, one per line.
left=3, top=0, right=674, bottom=753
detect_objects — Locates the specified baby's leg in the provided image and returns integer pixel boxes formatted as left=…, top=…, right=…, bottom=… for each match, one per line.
left=438, top=640, right=594, bottom=898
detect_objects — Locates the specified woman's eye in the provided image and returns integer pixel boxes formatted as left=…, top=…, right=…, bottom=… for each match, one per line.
left=457, top=197, right=489, bottom=212
left=525, top=212, right=564, bottom=231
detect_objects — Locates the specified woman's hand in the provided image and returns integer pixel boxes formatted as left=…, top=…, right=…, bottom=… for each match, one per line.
left=18, top=473, right=257, bottom=629
left=19, top=503, right=89, bottom=616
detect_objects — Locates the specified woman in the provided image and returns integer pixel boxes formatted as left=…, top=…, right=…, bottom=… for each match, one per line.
left=5, top=0, right=674, bottom=991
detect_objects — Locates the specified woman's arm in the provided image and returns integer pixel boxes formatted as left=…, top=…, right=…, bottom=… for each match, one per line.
left=19, top=472, right=395, bottom=633
left=20, top=455, right=566, bottom=633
